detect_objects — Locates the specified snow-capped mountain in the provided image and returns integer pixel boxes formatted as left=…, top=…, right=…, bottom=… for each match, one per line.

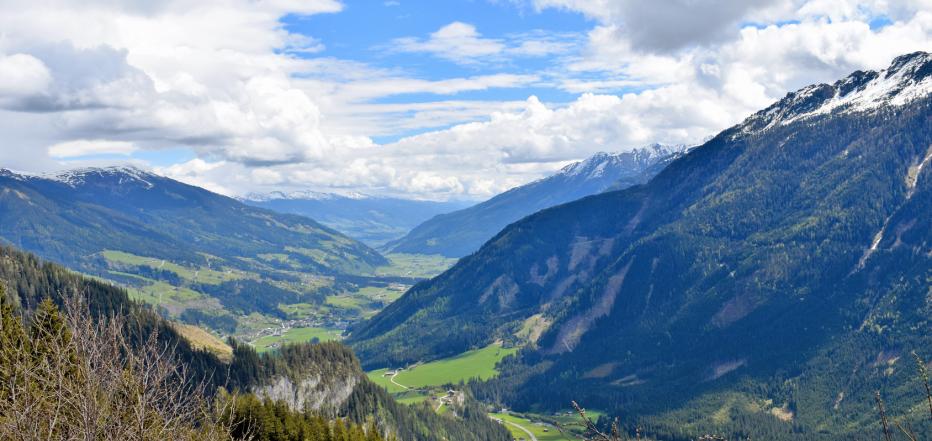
left=739, top=51, right=931, bottom=136
left=350, top=53, right=932, bottom=440
left=1, top=166, right=159, bottom=189
left=42, top=166, right=158, bottom=189
left=386, top=145, right=686, bottom=257
left=242, top=189, right=368, bottom=203
left=557, top=144, right=686, bottom=180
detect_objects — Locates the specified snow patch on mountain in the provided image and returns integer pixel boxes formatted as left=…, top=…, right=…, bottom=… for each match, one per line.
left=1, top=166, right=158, bottom=189
left=558, top=144, right=688, bottom=180
left=739, top=51, right=931, bottom=136
left=242, top=190, right=369, bottom=202
left=45, top=166, right=157, bottom=189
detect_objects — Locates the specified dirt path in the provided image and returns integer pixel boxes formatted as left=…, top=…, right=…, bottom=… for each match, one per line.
left=504, top=420, right=537, bottom=441
left=491, top=417, right=538, bottom=441
left=389, top=372, right=409, bottom=390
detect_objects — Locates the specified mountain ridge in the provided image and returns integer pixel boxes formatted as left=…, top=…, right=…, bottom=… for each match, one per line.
left=241, top=191, right=471, bottom=247
left=348, top=51, right=932, bottom=439
left=384, top=144, right=687, bottom=257
left=0, top=166, right=388, bottom=330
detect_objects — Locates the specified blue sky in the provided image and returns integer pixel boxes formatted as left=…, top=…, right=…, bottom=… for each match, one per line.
left=282, top=0, right=600, bottom=141
left=0, top=0, right=928, bottom=199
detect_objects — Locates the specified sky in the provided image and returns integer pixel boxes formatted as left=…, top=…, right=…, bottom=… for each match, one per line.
left=0, top=0, right=929, bottom=200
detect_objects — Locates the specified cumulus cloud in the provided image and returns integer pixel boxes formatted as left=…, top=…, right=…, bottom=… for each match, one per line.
left=0, top=54, right=51, bottom=100
left=390, top=22, right=579, bottom=65
left=534, top=0, right=781, bottom=52
left=158, top=92, right=726, bottom=199
left=0, top=0, right=348, bottom=167
left=394, top=22, right=506, bottom=63
left=0, top=0, right=930, bottom=201
left=48, top=140, right=137, bottom=158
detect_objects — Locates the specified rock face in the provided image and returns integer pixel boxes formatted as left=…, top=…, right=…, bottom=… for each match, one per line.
left=254, top=374, right=359, bottom=413
left=350, top=52, right=932, bottom=439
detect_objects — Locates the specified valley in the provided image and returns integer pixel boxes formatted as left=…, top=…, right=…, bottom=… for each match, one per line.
left=102, top=247, right=457, bottom=350
left=0, top=43, right=929, bottom=440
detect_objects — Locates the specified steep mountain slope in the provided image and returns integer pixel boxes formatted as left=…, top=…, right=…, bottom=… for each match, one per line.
left=350, top=52, right=932, bottom=439
left=385, top=144, right=685, bottom=257
left=0, top=167, right=387, bottom=326
left=242, top=191, right=470, bottom=247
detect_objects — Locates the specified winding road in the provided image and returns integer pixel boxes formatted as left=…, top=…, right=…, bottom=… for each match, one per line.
left=492, top=418, right=538, bottom=441
left=389, top=371, right=409, bottom=390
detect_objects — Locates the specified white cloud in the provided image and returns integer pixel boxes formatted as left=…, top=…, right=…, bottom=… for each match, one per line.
left=156, top=92, right=723, bottom=199
left=390, top=22, right=579, bottom=65
left=0, top=54, right=51, bottom=99
left=392, top=22, right=506, bottom=64
left=48, top=140, right=137, bottom=158
left=0, top=0, right=929, bottom=202
left=0, top=0, right=355, bottom=167
left=533, top=0, right=782, bottom=52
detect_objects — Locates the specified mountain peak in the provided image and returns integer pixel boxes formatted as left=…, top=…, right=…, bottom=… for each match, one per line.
left=242, top=190, right=368, bottom=202
left=738, top=51, right=931, bottom=136
left=558, top=144, right=687, bottom=179
left=46, top=165, right=159, bottom=189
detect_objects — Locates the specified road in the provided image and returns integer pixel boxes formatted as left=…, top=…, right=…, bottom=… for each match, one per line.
left=492, top=418, right=538, bottom=441
left=389, top=371, right=409, bottom=390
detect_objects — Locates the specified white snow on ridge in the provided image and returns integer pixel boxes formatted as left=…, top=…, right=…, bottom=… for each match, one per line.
left=741, top=51, right=932, bottom=136
left=787, top=53, right=932, bottom=123
left=0, top=166, right=159, bottom=189
left=45, top=166, right=156, bottom=189
left=243, top=189, right=369, bottom=202
left=558, top=144, right=688, bottom=180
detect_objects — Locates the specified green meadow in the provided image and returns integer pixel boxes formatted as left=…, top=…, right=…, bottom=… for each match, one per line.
left=488, top=413, right=569, bottom=441
left=366, top=342, right=519, bottom=412
left=392, top=343, right=518, bottom=388
left=102, top=250, right=245, bottom=285
left=373, top=253, right=458, bottom=279
left=251, top=327, right=342, bottom=352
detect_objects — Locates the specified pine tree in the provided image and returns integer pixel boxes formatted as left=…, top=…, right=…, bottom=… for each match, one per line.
left=0, top=288, right=30, bottom=404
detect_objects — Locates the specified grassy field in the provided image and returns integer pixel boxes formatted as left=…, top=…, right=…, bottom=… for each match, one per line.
left=391, top=343, right=518, bottom=388
left=102, top=250, right=245, bottom=285
left=367, top=342, right=517, bottom=393
left=325, top=294, right=366, bottom=310
left=125, top=279, right=208, bottom=313
left=367, top=369, right=409, bottom=393
left=172, top=322, right=233, bottom=361
left=488, top=413, right=569, bottom=441
left=366, top=343, right=518, bottom=414
left=373, top=253, right=458, bottom=279
left=393, top=391, right=430, bottom=405
left=277, top=302, right=317, bottom=317
left=543, top=409, right=604, bottom=428
left=251, top=327, right=342, bottom=352
left=355, top=285, right=406, bottom=303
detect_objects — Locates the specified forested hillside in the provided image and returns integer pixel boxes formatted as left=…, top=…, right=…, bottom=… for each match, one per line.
left=350, top=51, right=932, bottom=439
left=0, top=166, right=393, bottom=337
left=0, top=244, right=509, bottom=441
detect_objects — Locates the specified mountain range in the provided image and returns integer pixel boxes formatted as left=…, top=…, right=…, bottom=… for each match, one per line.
left=385, top=144, right=686, bottom=258
left=241, top=191, right=471, bottom=247
left=0, top=166, right=387, bottom=328
left=349, top=51, right=932, bottom=439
